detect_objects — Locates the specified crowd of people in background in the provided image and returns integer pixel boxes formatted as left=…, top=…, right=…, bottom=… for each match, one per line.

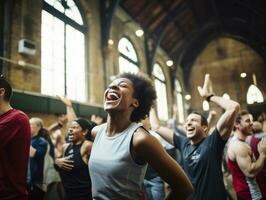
left=1, top=73, right=266, bottom=200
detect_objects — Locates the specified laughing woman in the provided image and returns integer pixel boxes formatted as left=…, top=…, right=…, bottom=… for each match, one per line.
left=89, top=72, right=193, bottom=200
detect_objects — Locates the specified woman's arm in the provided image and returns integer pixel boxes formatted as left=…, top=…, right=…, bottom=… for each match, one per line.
left=133, top=128, right=193, bottom=200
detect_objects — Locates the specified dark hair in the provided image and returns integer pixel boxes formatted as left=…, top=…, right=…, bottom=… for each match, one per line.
left=258, top=112, right=266, bottom=123
left=235, top=110, right=250, bottom=123
left=0, top=75, right=12, bottom=101
left=191, top=111, right=208, bottom=126
left=74, top=118, right=95, bottom=141
left=118, top=72, right=157, bottom=122
left=233, top=110, right=250, bottom=131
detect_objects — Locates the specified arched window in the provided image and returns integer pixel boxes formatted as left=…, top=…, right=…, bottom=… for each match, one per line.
left=202, top=100, right=209, bottom=111
left=118, top=37, right=139, bottom=73
left=247, top=84, right=264, bottom=104
left=41, top=0, right=87, bottom=101
left=222, top=93, right=231, bottom=100
left=152, top=63, right=168, bottom=120
left=175, top=80, right=184, bottom=123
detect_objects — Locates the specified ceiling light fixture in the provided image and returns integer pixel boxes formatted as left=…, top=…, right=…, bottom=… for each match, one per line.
left=166, top=60, right=173, bottom=67
left=240, top=72, right=247, bottom=78
left=185, top=94, right=191, bottom=100
left=135, top=29, right=144, bottom=37
left=108, top=39, right=114, bottom=45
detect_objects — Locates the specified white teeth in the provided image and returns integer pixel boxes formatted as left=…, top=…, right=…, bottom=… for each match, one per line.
left=107, top=92, right=119, bottom=100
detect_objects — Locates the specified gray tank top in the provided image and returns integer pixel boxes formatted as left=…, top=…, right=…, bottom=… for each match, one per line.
left=89, top=122, right=147, bottom=200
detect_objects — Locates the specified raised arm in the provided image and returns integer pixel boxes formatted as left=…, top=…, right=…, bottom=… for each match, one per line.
left=198, top=74, right=240, bottom=139
left=134, top=129, right=193, bottom=200
left=207, top=110, right=217, bottom=127
left=149, top=107, right=175, bottom=145
left=57, top=95, right=77, bottom=123
left=47, top=115, right=68, bottom=133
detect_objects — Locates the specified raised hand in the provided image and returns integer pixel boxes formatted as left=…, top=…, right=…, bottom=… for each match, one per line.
left=57, top=95, right=72, bottom=107
left=58, top=114, right=68, bottom=125
left=197, top=74, right=214, bottom=99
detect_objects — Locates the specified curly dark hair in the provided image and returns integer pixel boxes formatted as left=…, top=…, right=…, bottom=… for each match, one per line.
left=118, top=72, right=157, bottom=122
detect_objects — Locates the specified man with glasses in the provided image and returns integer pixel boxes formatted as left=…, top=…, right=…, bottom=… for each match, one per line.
left=0, top=75, right=31, bottom=200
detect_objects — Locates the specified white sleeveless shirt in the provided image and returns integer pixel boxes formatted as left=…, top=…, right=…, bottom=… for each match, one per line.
left=89, top=122, right=148, bottom=200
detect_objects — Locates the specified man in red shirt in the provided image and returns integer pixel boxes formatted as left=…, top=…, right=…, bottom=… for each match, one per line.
left=249, top=121, right=266, bottom=198
left=0, top=75, right=31, bottom=200
left=227, top=111, right=266, bottom=200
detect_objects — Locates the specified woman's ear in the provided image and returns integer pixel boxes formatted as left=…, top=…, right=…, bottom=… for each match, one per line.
left=83, top=129, right=89, bottom=136
left=132, top=99, right=139, bottom=108
left=0, top=88, right=5, bottom=98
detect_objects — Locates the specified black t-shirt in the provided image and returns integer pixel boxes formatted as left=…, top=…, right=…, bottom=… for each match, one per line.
left=173, top=128, right=227, bottom=200
left=59, top=143, right=92, bottom=200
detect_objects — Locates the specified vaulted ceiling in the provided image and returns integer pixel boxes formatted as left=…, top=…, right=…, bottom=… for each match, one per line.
left=120, top=0, right=266, bottom=83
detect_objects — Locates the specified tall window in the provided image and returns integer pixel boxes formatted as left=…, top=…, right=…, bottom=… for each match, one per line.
left=118, top=37, right=139, bottom=73
left=247, top=84, right=264, bottom=104
left=41, top=0, right=87, bottom=101
left=175, top=80, right=184, bottom=123
left=153, top=63, right=168, bottom=120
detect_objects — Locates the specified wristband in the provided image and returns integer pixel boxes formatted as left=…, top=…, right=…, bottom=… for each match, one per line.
left=206, top=94, right=214, bottom=102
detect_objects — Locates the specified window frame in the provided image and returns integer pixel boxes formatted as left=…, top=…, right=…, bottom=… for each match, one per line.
left=152, top=62, right=168, bottom=121
left=118, top=36, right=140, bottom=73
left=43, top=1, right=87, bottom=33
left=175, top=79, right=185, bottom=123
left=41, top=0, right=88, bottom=101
